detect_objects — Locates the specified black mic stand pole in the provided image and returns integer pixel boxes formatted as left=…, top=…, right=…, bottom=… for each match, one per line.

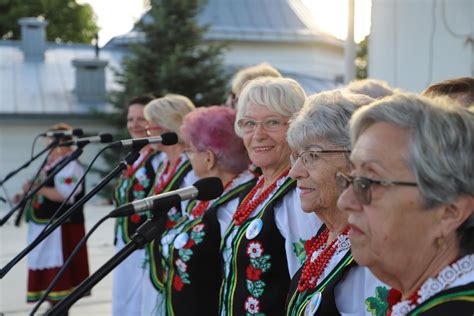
left=0, top=151, right=140, bottom=278
left=0, top=145, right=81, bottom=227
left=46, top=196, right=180, bottom=314
left=0, top=138, right=60, bottom=186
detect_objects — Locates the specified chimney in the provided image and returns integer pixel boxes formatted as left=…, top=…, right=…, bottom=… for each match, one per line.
left=72, top=58, right=109, bottom=102
left=18, top=17, right=48, bottom=62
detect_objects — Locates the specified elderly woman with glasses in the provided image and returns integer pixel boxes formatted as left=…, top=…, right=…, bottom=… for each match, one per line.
left=112, top=95, right=161, bottom=316
left=285, top=90, right=389, bottom=315
left=153, top=106, right=257, bottom=315
left=219, top=77, right=320, bottom=315
left=140, top=94, right=198, bottom=315
left=337, top=93, right=474, bottom=315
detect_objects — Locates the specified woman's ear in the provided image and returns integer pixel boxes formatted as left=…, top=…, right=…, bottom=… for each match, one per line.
left=440, top=195, right=474, bottom=236
left=206, top=150, right=216, bottom=171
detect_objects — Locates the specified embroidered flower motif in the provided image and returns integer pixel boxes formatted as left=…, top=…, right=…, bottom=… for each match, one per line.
left=133, top=183, right=144, bottom=192
left=244, top=296, right=261, bottom=314
left=130, top=214, right=142, bottom=224
left=292, top=238, right=307, bottom=265
left=337, top=234, right=351, bottom=252
left=192, top=223, right=204, bottom=232
left=246, top=241, right=263, bottom=259
left=175, top=258, right=187, bottom=273
left=183, top=238, right=195, bottom=249
left=173, top=275, right=184, bottom=291
left=246, top=265, right=262, bottom=281
left=63, top=177, right=74, bottom=185
left=365, top=286, right=389, bottom=316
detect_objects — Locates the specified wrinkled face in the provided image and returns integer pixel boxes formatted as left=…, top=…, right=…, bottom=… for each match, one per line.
left=289, top=138, right=349, bottom=214
left=186, top=142, right=209, bottom=179
left=127, top=104, right=147, bottom=139
left=337, top=122, right=440, bottom=277
left=241, top=104, right=290, bottom=171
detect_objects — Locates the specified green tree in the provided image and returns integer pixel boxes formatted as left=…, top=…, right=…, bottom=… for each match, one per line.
left=0, top=0, right=99, bottom=43
left=355, top=35, right=368, bottom=79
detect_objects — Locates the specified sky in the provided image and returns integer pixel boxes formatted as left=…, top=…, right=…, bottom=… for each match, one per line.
left=79, top=0, right=371, bottom=47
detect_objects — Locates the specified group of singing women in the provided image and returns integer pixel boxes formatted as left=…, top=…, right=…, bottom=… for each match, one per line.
left=109, top=65, right=474, bottom=316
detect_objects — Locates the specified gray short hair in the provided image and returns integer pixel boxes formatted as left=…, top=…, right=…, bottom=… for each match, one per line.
left=350, top=93, right=474, bottom=254
left=144, top=94, right=196, bottom=143
left=345, top=79, right=394, bottom=99
left=287, top=90, right=374, bottom=150
left=235, top=77, right=306, bottom=137
left=231, top=63, right=282, bottom=96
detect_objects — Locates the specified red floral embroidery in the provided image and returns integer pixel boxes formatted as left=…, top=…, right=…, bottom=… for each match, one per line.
left=130, top=214, right=142, bottom=223
left=64, top=177, right=73, bottom=184
left=183, top=238, right=195, bottom=249
left=166, top=220, right=176, bottom=229
left=33, top=201, right=41, bottom=209
left=133, top=183, right=144, bottom=191
left=246, top=265, right=262, bottom=281
left=173, top=275, right=184, bottom=291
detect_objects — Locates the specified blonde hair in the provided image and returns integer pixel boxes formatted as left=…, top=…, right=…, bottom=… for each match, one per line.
left=231, top=63, right=282, bottom=96
left=144, top=94, right=196, bottom=143
left=235, top=77, right=306, bottom=137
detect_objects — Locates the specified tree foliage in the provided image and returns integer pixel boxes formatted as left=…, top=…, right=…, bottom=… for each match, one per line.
left=0, top=0, right=99, bottom=43
left=356, top=35, right=368, bottom=79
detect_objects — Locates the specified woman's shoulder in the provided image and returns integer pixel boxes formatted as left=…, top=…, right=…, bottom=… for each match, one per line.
left=412, top=282, right=474, bottom=316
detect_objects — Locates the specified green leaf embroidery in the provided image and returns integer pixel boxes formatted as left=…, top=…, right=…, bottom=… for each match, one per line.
left=246, top=280, right=265, bottom=298
left=365, top=286, right=389, bottom=316
left=292, top=238, right=307, bottom=265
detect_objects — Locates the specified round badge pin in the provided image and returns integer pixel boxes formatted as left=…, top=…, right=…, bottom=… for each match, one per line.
left=173, top=232, right=189, bottom=249
left=245, top=218, right=263, bottom=240
left=304, top=292, right=322, bottom=316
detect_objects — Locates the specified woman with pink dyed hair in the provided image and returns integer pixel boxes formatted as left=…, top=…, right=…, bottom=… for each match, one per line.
left=157, top=106, right=257, bottom=315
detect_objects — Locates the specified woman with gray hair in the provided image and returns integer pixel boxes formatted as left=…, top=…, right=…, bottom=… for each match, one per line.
left=285, top=90, right=388, bottom=315
left=337, top=93, right=474, bottom=315
left=219, top=77, right=320, bottom=315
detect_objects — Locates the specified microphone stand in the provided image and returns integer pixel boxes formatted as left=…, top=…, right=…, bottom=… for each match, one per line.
left=0, top=138, right=60, bottom=186
left=0, top=145, right=81, bottom=227
left=0, top=150, right=140, bottom=279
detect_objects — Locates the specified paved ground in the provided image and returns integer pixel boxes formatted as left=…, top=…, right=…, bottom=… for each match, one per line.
left=0, top=204, right=115, bottom=315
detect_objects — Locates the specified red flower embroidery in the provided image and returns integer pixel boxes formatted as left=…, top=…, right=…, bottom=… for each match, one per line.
left=166, top=220, right=176, bottom=229
left=387, top=288, right=403, bottom=315
left=130, top=214, right=142, bottom=223
left=183, top=238, right=195, bottom=249
left=64, top=177, right=73, bottom=184
left=33, top=201, right=41, bottom=209
left=133, top=183, right=144, bottom=191
left=173, top=275, right=184, bottom=291
left=246, top=265, right=262, bottom=281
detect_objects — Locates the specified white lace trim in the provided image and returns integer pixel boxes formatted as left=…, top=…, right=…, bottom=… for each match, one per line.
left=392, top=254, right=474, bottom=316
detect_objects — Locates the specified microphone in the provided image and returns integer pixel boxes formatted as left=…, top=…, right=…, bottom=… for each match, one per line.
left=108, top=132, right=178, bottom=149
left=41, top=128, right=83, bottom=137
left=109, top=177, right=224, bottom=218
left=59, top=133, right=114, bottom=147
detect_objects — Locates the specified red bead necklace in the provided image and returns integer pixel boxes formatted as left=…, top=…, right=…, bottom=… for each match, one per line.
left=387, top=288, right=420, bottom=316
left=232, top=170, right=289, bottom=226
left=123, top=147, right=154, bottom=178
left=297, top=226, right=350, bottom=292
left=190, top=178, right=234, bottom=218
left=153, top=157, right=182, bottom=194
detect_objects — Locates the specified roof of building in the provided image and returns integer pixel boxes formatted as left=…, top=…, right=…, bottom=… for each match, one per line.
left=0, top=41, right=124, bottom=115
left=106, top=0, right=342, bottom=48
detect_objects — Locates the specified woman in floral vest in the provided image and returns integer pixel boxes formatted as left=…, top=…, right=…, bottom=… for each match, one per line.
left=218, top=77, right=321, bottom=316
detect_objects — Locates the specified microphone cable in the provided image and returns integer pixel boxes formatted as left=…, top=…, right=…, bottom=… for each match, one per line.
left=29, top=213, right=112, bottom=315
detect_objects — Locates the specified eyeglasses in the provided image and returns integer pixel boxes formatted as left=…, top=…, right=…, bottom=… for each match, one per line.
left=237, top=118, right=288, bottom=133
left=183, top=148, right=200, bottom=158
left=335, top=172, right=418, bottom=205
left=145, top=125, right=164, bottom=137
left=290, top=150, right=350, bottom=168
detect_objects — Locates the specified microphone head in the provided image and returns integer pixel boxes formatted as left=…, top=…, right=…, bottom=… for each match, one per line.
left=194, top=177, right=224, bottom=201
left=160, top=132, right=178, bottom=146
left=99, top=133, right=114, bottom=143
left=72, top=128, right=84, bottom=137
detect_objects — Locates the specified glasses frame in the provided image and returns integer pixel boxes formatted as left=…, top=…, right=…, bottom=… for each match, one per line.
left=336, top=172, right=418, bottom=205
left=290, top=150, right=350, bottom=167
left=237, top=118, right=288, bottom=133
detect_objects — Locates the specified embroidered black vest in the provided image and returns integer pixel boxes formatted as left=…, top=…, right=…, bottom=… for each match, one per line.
left=409, top=282, right=474, bottom=316
left=113, top=150, right=158, bottom=243
left=285, top=228, right=356, bottom=316
left=27, top=160, right=85, bottom=225
left=163, top=179, right=256, bottom=316
left=147, top=160, right=193, bottom=291
left=219, top=178, right=296, bottom=316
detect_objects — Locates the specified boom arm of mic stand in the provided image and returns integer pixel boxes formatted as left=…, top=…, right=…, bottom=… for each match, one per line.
left=0, top=151, right=140, bottom=279
left=46, top=216, right=163, bottom=314
left=0, top=138, right=59, bottom=186
left=0, top=146, right=82, bottom=227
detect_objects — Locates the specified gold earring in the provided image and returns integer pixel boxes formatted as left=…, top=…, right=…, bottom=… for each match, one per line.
left=435, top=236, right=445, bottom=249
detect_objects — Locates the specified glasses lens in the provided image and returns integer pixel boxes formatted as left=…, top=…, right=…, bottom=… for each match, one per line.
left=335, top=172, right=349, bottom=193
left=263, top=119, right=283, bottom=131
left=238, top=119, right=255, bottom=132
left=353, top=177, right=372, bottom=205
left=290, top=153, right=298, bottom=166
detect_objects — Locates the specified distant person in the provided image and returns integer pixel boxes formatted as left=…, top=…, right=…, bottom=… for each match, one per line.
left=422, top=77, right=474, bottom=107
left=225, top=62, right=282, bottom=108
left=112, top=95, right=160, bottom=316
left=22, top=123, right=89, bottom=309
left=345, top=78, right=394, bottom=99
